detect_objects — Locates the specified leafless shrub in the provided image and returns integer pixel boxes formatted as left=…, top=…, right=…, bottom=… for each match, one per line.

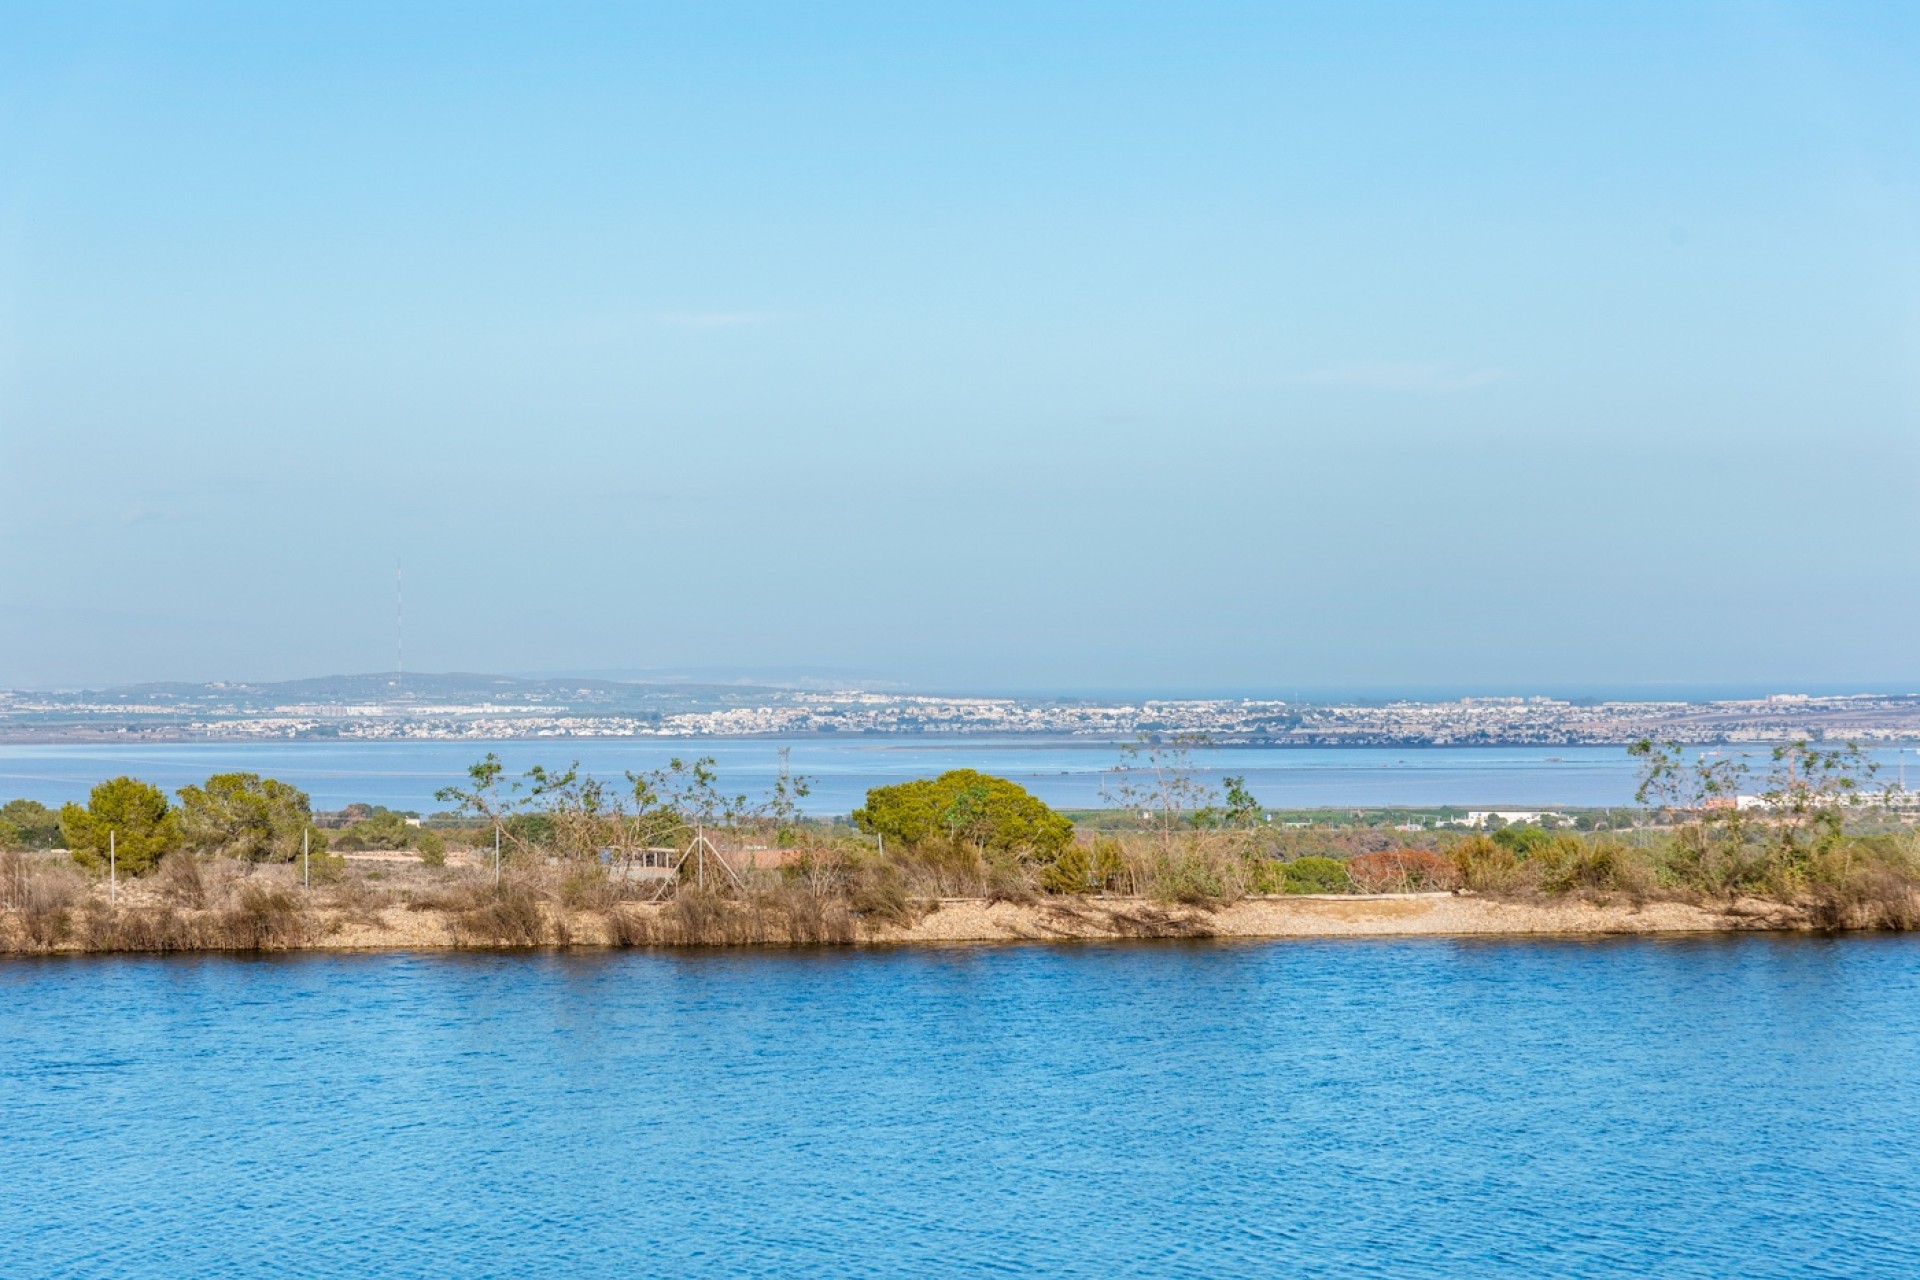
left=558, top=866, right=621, bottom=911
left=760, top=883, right=856, bottom=944
left=449, top=878, right=551, bottom=946
left=152, top=852, right=209, bottom=908
left=848, top=864, right=921, bottom=927
left=322, top=873, right=395, bottom=927
left=85, top=903, right=201, bottom=952
left=890, top=839, right=987, bottom=898
left=660, top=887, right=741, bottom=945
left=217, top=885, right=309, bottom=949
left=605, top=906, right=654, bottom=946
left=0, top=850, right=29, bottom=909
left=1138, top=837, right=1251, bottom=906
left=2, top=851, right=87, bottom=948
left=1806, top=866, right=1920, bottom=931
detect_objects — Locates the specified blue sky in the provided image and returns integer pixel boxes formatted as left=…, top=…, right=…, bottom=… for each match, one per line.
left=2, top=2, right=1916, bottom=692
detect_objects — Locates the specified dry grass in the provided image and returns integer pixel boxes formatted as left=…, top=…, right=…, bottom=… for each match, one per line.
left=7, top=825, right=1920, bottom=953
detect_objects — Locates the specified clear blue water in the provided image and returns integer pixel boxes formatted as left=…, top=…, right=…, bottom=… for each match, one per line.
left=4, top=938, right=1918, bottom=1278
left=8, top=737, right=1917, bottom=813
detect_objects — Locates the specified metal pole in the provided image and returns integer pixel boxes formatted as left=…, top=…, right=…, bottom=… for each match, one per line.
left=697, top=824, right=705, bottom=890
left=303, top=827, right=310, bottom=890
left=109, top=829, right=117, bottom=908
left=494, top=824, right=501, bottom=885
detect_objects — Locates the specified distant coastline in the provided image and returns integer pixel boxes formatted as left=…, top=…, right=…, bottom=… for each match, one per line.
left=5, top=673, right=1920, bottom=747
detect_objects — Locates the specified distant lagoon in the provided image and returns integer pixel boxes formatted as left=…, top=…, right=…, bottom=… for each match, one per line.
left=4, top=737, right=1918, bottom=814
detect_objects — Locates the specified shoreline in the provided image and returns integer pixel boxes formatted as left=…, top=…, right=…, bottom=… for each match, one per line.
left=1, top=892, right=1823, bottom=955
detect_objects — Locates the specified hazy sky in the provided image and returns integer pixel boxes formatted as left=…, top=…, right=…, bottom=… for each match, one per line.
left=2, top=2, right=1917, bottom=693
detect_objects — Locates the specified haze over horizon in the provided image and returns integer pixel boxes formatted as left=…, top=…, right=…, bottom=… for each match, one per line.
left=5, top=3, right=1918, bottom=691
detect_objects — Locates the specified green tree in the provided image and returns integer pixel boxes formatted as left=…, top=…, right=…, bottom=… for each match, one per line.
left=853, top=770, right=1072, bottom=856
left=60, top=777, right=179, bottom=875
left=175, top=773, right=325, bottom=863
left=0, top=799, right=63, bottom=850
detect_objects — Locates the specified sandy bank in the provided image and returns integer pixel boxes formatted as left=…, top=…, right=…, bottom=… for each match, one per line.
left=147, top=892, right=1807, bottom=954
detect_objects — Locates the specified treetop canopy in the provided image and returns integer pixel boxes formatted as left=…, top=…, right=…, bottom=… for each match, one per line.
left=853, top=769, right=1072, bottom=855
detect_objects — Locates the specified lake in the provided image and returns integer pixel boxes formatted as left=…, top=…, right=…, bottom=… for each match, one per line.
left=6, top=737, right=1917, bottom=814
left=3, top=938, right=1918, bottom=1277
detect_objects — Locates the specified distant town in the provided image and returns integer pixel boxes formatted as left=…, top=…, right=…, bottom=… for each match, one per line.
left=3, top=673, right=1917, bottom=746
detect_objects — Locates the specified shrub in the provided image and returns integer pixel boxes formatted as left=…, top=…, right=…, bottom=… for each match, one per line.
left=849, top=864, right=916, bottom=925
left=1451, top=835, right=1522, bottom=891
left=1282, top=856, right=1353, bottom=895
left=1348, top=849, right=1459, bottom=892
left=332, top=810, right=445, bottom=863
left=1039, top=842, right=1092, bottom=894
left=218, top=885, right=308, bottom=949
left=1, top=850, right=86, bottom=947
left=82, top=902, right=200, bottom=952
left=1146, top=843, right=1249, bottom=904
left=152, top=851, right=209, bottom=908
left=451, top=879, right=549, bottom=946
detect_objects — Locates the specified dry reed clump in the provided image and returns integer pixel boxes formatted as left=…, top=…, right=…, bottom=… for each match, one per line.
left=447, top=877, right=557, bottom=947
left=1, top=850, right=87, bottom=949
left=152, top=851, right=209, bottom=907
left=630, top=883, right=862, bottom=946
left=555, top=865, right=650, bottom=911
left=604, top=905, right=655, bottom=946
left=760, top=883, right=857, bottom=944
left=882, top=840, right=987, bottom=898
left=321, top=872, right=396, bottom=928
left=217, top=884, right=310, bottom=949
left=1138, top=840, right=1252, bottom=906
left=1800, top=840, right=1920, bottom=930
left=847, top=864, right=923, bottom=927
left=82, top=902, right=201, bottom=952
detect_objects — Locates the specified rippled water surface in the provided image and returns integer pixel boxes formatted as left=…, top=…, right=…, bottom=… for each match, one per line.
left=5, top=938, right=1919, bottom=1278
left=19, top=738, right=1910, bottom=812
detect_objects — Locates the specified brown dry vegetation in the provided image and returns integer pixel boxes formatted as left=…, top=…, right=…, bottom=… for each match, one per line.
left=4, top=815, right=1918, bottom=954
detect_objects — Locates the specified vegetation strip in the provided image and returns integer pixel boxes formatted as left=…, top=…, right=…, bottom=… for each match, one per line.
left=4, top=736, right=1916, bottom=952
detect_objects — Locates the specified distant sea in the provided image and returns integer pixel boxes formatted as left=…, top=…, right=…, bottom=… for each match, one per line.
left=4, top=737, right=1918, bottom=813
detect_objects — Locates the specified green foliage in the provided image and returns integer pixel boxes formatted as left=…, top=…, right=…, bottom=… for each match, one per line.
left=1282, top=856, right=1353, bottom=894
left=1491, top=825, right=1555, bottom=857
left=332, top=809, right=446, bottom=861
left=1039, top=842, right=1091, bottom=894
left=503, top=812, right=557, bottom=849
left=176, top=773, right=324, bottom=863
left=60, top=777, right=179, bottom=876
left=0, top=799, right=62, bottom=850
left=853, top=770, right=1073, bottom=856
